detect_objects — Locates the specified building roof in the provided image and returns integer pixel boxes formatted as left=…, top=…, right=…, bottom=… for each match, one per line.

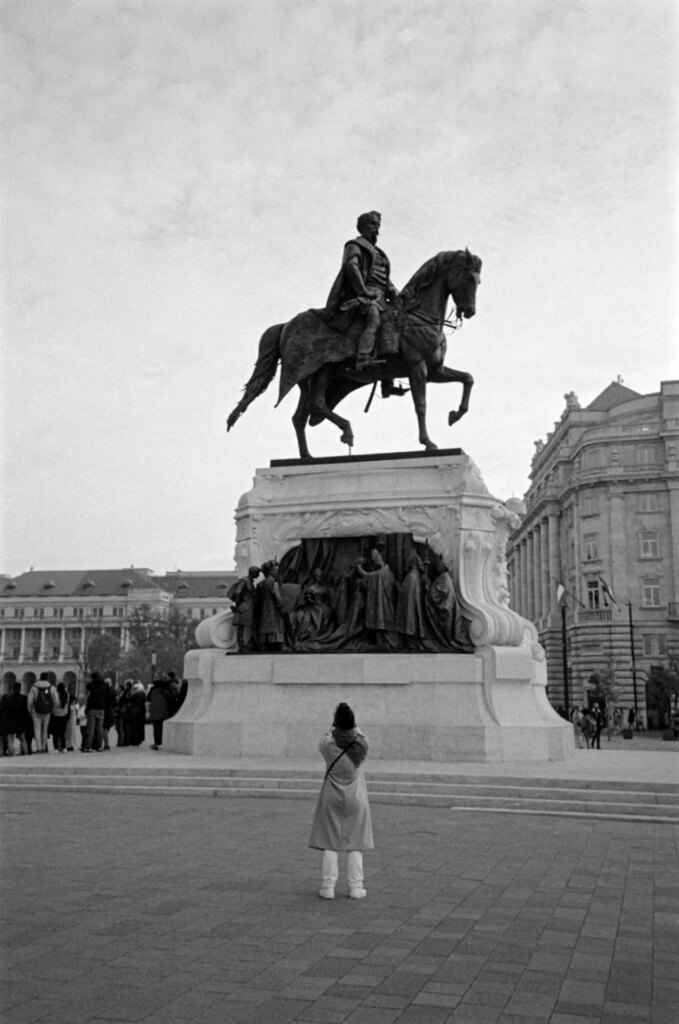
left=0, top=568, right=163, bottom=599
left=152, top=572, right=237, bottom=600
left=585, top=381, right=642, bottom=412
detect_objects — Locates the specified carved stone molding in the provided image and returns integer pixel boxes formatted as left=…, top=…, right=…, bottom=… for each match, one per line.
left=233, top=451, right=536, bottom=650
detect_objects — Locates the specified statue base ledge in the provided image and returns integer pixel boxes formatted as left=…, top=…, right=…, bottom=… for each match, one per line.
left=165, top=648, right=574, bottom=763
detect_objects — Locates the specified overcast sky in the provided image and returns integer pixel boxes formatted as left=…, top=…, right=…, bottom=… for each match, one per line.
left=2, top=0, right=677, bottom=578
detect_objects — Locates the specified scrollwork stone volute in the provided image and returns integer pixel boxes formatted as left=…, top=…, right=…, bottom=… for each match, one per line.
left=455, top=501, right=528, bottom=648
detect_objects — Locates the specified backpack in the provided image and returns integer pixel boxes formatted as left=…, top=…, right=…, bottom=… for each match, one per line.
left=34, top=686, right=54, bottom=715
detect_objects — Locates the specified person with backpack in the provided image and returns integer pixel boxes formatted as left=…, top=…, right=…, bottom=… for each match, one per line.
left=49, top=682, right=70, bottom=752
left=27, top=673, right=57, bottom=753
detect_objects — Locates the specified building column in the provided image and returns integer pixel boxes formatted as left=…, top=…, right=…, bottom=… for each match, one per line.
left=532, top=528, right=542, bottom=622
left=19, top=628, right=26, bottom=662
left=58, top=628, right=66, bottom=663
left=38, top=627, right=46, bottom=661
left=525, top=534, right=534, bottom=621
left=519, top=538, right=528, bottom=619
left=0, top=629, right=5, bottom=658
left=548, top=511, right=560, bottom=614
left=540, top=518, right=550, bottom=624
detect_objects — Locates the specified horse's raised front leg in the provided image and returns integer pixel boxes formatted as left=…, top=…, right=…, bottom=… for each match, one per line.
left=309, top=368, right=355, bottom=450
left=428, top=365, right=474, bottom=426
left=292, top=383, right=312, bottom=459
left=409, top=360, right=437, bottom=450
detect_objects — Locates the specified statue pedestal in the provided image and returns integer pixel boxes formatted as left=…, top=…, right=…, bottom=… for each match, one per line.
left=165, top=647, right=573, bottom=762
left=165, top=449, right=573, bottom=762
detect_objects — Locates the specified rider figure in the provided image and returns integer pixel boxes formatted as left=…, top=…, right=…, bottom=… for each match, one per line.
left=324, top=211, right=399, bottom=372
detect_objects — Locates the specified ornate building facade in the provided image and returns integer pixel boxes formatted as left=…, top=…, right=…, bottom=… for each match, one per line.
left=507, top=380, right=679, bottom=725
left=0, top=568, right=237, bottom=691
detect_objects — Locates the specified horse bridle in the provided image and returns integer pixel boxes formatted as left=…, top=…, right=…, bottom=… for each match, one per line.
left=405, top=304, right=463, bottom=333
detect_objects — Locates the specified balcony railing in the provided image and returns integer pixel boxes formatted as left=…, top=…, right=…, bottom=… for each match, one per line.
left=577, top=609, right=613, bottom=624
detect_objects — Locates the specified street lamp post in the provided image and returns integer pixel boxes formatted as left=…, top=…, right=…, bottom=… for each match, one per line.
left=627, top=601, right=639, bottom=717
left=560, top=602, right=570, bottom=718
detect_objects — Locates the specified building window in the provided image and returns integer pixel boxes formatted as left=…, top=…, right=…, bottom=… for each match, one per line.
left=642, top=635, right=666, bottom=657
left=641, top=582, right=661, bottom=608
left=638, top=493, right=659, bottom=512
left=639, top=532, right=659, bottom=559
left=33, top=608, right=45, bottom=619
left=14, top=609, right=24, bottom=620
left=581, top=495, right=599, bottom=516
left=636, top=446, right=656, bottom=465
left=0, top=609, right=4, bottom=619
left=584, top=535, right=598, bottom=561
left=586, top=580, right=600, bottom=610
left=54, top=608, right=64, bottom=619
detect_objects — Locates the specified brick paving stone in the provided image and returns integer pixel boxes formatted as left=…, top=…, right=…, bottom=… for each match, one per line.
left=1, top=791, right=678, bottom=1024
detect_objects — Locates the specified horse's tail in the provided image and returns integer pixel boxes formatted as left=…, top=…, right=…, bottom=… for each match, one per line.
left=226, top=324, right=283, bottom=432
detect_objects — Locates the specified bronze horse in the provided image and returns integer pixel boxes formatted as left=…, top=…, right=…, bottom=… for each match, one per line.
left=227, top=248, right=481, bottom=458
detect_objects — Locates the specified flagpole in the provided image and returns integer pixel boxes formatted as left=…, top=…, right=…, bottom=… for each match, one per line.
left=561, top=601, right=570, bottom=718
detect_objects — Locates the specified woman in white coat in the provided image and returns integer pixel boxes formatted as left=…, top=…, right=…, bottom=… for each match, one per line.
left=309, top=702, right=374, bottom=899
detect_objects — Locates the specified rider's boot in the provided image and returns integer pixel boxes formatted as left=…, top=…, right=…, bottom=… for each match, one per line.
left=355, top=326, right=386, bottom=372
left=381, top=379, right=409, bottom=398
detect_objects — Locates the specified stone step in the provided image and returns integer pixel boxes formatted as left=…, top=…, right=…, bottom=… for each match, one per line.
left=0, top=761, right=677, bottom=793
left=1, top=767, right=677, bottom=823
left=1, top=769, right=677, bottom=807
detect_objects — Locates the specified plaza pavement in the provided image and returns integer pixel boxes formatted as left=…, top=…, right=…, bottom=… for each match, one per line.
left=0, top=737, right=677, bottom=1024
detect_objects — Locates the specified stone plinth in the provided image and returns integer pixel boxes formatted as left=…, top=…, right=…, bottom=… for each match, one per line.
left=164, top=646, right=573, bottom=762
left=164, top=449, right=573, bottom=762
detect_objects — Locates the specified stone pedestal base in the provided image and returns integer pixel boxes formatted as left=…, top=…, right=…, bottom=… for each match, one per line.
left=165, top=646, right=574, bottom=762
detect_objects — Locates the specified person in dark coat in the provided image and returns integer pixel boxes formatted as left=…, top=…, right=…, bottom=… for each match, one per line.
left=83, top=672, right=109, bottom=752
left=309, top=702, right=373, bottom=900
left=128, top=682, right=146, bottom=747
left=146, top=677, right=173, bottom=750
left=0, top=684, right=31, bottom=755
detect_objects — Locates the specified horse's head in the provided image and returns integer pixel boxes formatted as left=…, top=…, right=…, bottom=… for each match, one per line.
left=449, top=248, right=482, bottom=320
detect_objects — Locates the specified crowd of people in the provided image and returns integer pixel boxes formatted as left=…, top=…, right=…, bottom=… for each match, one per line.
left=568, top=704, right=646, bottom=749
left=0, top=671, right=187, bottom=756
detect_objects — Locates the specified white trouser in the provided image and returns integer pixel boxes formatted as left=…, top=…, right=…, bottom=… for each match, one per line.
left=322, top=850, right=363, bottom=888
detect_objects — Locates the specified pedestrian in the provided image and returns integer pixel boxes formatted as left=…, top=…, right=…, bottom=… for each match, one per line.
left=309, top=702, right=374, bottom=900
left=571, top=707, right=585, bottom=749
left=82, top=672, right=109, bottom=752
left=613, top=707, right=622, bottom=734
left=128, top=682, right=146, bottom=747
left=636, top=711, right=646, bottom=732
left=591, top=703, right=603, bottom=750
left=116, top=680, right=133, bottom=746
left=0, top=691, right=11, bottom=755
left=628, top=708, right=636, bottom=732
left=0, top=683, right=30, bottom=756
left=579, top=709, right=595, bottom=749
left=65, top=693, right=79, bottom=752
left=50, top=682, right=70, bottom=752
left=76, top=698, right=88, bottom=750
left=27, top=673, right=58, bottom=753
left=146, top=676, right=173, bottom=750
left=102, top=677, right=116, bottom=750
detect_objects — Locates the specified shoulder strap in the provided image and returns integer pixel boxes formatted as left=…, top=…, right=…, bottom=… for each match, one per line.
left=324, top=742, right=354, bottom=780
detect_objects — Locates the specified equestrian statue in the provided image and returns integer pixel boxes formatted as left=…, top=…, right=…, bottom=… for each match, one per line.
left=227, top=211, right=482, bottom=458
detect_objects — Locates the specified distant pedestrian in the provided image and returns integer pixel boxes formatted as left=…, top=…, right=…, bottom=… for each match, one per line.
left=0, top=683, right=30, bottom=755
left=309, top=702, right=374, bottom=900
left=65, top=693, right=79, bottom=752
left=50, top=682, right=70, bottom=752
left=102, top=677, right=116, bottom=750
left=613, top=707, right=622, bottom=734
left=628, top=708, right=636, bottom=732
left=579, top=709, right=595, bottom=749
left=128, top=682, right=147, bottom=747
left=116, top=681, right=133, bottom=746
left=571, top=707, right=585, bottom=749
left=146, top=677, right=173, bottom=750
left=591, top=704, right=603, bottom=750
left=28, top=673, right=57, bottom=753
left=636, top=712, right=645, bottom=732
left=83, top=672, right=109, bottom=752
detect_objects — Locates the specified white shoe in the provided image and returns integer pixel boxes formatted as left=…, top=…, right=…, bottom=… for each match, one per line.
left=319, top=886, right=335, bottom=900
left=349, top=887, right=367, bottom=899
